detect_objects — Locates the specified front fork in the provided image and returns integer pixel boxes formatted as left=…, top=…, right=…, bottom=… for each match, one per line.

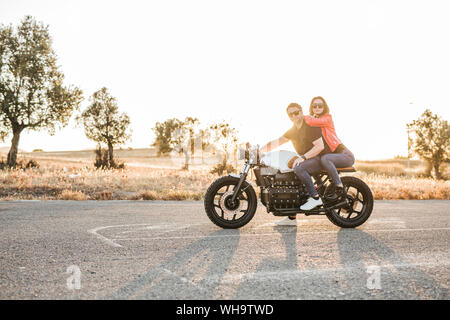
left=230, top=163, right=251, bottom=203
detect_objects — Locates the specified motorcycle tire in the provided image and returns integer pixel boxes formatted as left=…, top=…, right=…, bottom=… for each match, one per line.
left=325, top=176, right=374, bottom=228
left=204, top=176, right=257, bottom=229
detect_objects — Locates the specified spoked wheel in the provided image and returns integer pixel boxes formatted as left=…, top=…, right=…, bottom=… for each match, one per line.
left=204, top=176, right=257, bottom=229
left=325, top=176, right=373, bottom=228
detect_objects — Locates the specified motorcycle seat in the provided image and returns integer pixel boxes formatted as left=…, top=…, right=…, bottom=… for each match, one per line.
left=320, top=166, right=356, bottom=173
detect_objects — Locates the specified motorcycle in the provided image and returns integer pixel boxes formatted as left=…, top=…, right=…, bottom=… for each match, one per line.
left=204, top=144, right=373, bottom=229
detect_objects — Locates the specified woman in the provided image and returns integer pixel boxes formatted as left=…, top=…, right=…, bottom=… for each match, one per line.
left=303, top=96, right=355, bottom=200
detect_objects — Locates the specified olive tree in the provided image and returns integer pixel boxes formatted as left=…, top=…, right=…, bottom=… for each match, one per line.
left=407, top=109, right=449, bottom=179
left=80, top=87, right=131, bottom=168
left=174, top=117, right=200, bottom=170
left=0, top=16, right=83, bottom=167
left=151, top=118, right=184, bottom=156
left=209, top=121, right=238, bottom=174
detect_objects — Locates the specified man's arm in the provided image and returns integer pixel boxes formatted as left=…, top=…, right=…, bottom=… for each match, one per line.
left=292, top=137, right=325, bottom=168
left=260, top=136, right=289, bottom=153
left=304, top=137, right=325, bottom=159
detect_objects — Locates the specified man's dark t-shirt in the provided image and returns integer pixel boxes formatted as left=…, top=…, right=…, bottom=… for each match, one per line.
left=283, top=122, right=330, bottom=156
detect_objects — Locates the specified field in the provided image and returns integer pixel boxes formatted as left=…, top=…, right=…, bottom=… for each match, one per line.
left=0, top=148, right=449, bottom=200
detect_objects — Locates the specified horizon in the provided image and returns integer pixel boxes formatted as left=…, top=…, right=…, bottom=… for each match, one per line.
left=0, top=145, right=424, bottom=162
left=1, top=0, right=449, bottom=160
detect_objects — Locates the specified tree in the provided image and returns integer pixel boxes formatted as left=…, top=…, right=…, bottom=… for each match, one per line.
left=151, top=118, right=183, bottom=156
left=0, top=16, right=83, bottom=167
left=184, top=117, right=199, bottom=158
left=151, top=117, right=200, bottom=169
left=0, top=123, right=7, bottom=142
left=198, top=127, right=212, bottom=164
left=407, top=109, right=449, bottom=179
left=80, top=87, right=131, bottom=168
left=209, top=121, right=238, bottom=171
left=177, top=117, right=199, bottom=169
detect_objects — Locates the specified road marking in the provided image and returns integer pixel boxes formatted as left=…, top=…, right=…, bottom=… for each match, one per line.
left=119, top=223, right=206, bottom=235
left=254, top=220, right=313, bottom=228
left=368, top=218, right=406, bottom=229
left=119, top=224, right=178, bottom=234
left=88, top=224, right=155, bottom=248
left=111, top=227, right=450, bottom=242
left=88, top=223, right=206, bottom=247
left=89, top=223, right=450, bottom=248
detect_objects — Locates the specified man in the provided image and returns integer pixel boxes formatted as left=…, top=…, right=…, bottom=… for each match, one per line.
left=259, top=102, right=330, bottom=226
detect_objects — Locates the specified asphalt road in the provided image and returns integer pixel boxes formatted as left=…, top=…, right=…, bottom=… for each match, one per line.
left=0, top=200, right=449, bottom=300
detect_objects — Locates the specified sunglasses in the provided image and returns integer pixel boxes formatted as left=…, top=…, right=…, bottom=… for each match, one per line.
left=288, top=110, right=301, bottom=117
left=312, top=103, right=324, bottom=108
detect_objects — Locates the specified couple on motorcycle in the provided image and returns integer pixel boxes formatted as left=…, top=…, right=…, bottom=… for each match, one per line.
left=259, top=97, right=355, bottom=226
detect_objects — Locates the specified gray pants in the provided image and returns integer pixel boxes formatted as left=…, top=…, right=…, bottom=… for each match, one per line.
left=293, top=156, right=322, bottom=197
left=320, top=148, right=355, bottom=186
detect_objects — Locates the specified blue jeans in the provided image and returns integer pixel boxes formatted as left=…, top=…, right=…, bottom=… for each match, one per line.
left=293, top=156, right=322, bottom=197
left=320, top=148, right=355, bottom=186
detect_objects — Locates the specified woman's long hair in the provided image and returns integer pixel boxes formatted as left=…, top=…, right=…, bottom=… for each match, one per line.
left=309, top=96, right=330, bottom=117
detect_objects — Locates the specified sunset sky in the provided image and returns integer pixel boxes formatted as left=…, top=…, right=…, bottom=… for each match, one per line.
left=1, top=0, right=449, bottom=160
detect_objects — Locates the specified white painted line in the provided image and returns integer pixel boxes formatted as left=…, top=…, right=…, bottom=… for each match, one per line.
left=253, top=222, right=277, bottom=228
left=88, top=223, right=207, bottom=247
left=254, top=219, right=313, bottom=228
left=368, top=218, right=406, bottom=229
left=118, top=223, right=206, bottom=235
left=111, top=227, right=450, bottom=242
left=158, top=223, right=206, bottom=234
left=119, top=224, right=174, bottom=234
left=88, top=224, right=155, bottom=248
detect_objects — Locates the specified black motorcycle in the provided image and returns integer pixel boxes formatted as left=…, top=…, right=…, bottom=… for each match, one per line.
left=204, top=144, right=373, bottom=229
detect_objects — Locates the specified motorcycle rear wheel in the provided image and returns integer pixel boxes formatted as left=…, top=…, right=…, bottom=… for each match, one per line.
left=204, top=176, right=257, bottom=229
left=325, top=176, right=373, bottom=228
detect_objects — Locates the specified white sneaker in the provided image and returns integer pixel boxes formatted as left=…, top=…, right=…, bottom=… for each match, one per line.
left=300, top=197, right=323, bottom=211
left=274, top=217, right=297, bottom=226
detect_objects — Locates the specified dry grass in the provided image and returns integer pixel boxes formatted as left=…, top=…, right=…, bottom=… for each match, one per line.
left=0, top=149, right=448, bottom=200
left=355, top=159, right=450, bottom=179
left=131, top=189, right=204, bottom=201
left=0, top=163, right=216, bottom=201
left=58, top=189, right=88, bottom=200
left=354, top=172, right=450, bottom=200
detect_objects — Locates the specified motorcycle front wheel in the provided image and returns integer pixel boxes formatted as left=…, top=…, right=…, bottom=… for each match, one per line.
left=204, top=176, right=257, bottom=229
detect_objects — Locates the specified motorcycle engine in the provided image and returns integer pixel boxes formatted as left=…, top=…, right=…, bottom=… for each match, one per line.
left=256, top=168, right=309, bottom=210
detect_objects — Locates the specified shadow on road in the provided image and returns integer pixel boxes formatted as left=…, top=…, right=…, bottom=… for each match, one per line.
left=232, top=226, right=299, bottom=299
left=107, top=226, right=448, bottom=299
left=337, top=229, right=449, bottom=299
left=232, top=227, right=448, bottom=299
left=107, top=229, right=240, bottom=299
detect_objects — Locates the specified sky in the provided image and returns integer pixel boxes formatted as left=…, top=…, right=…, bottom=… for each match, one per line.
left=1, top=0, right=449, bottom=160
